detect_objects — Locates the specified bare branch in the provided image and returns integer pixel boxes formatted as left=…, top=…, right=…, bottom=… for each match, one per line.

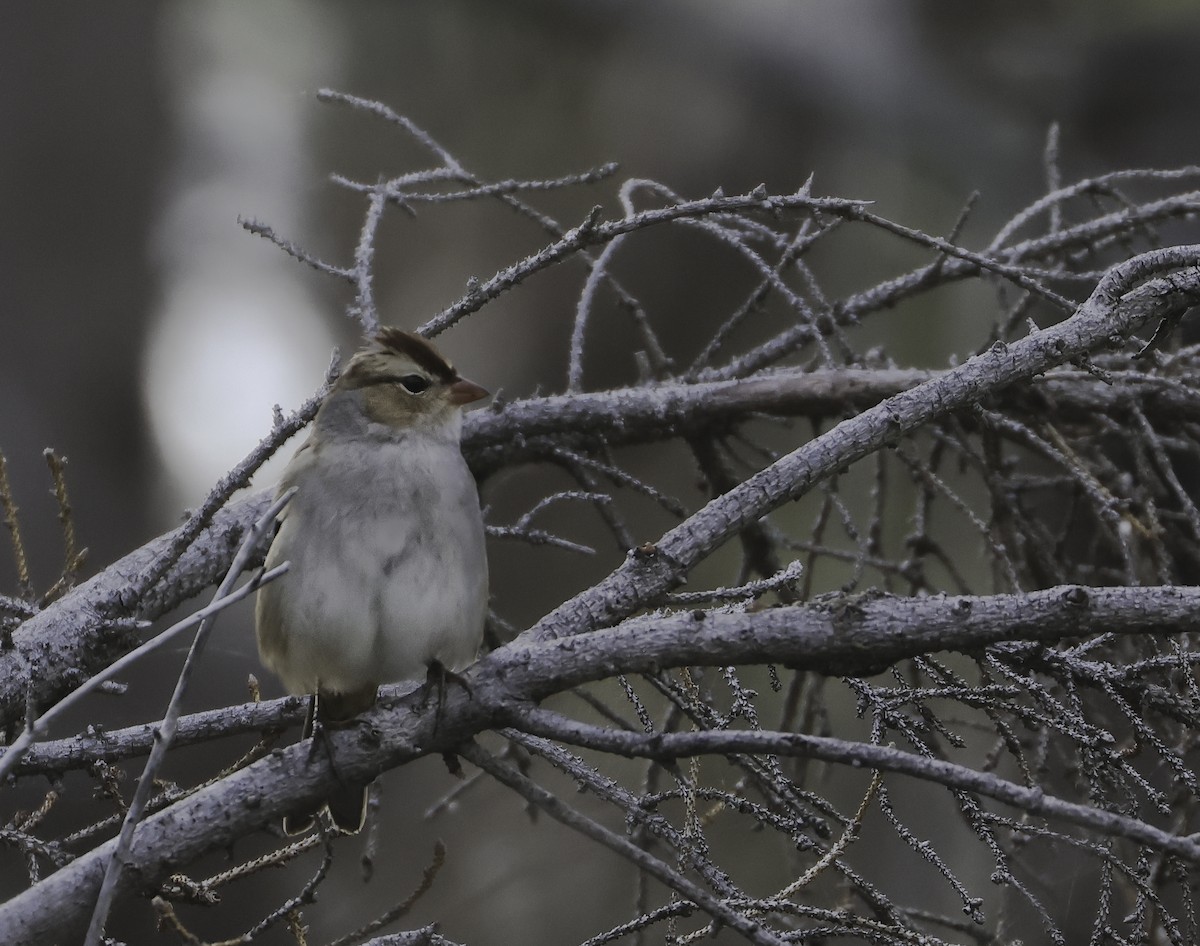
left=528, top=247, right=1200, bottom=644
left=0, top=562, right=287, bottom=783
left=4, top=581, right=1200, bottom=942
left=84, top=489, right=296, bottom=944
left=6, top=96, right=1200, bottom=944
left=0, top=451, right=33, bottom=601
left=509, top=707, right=1197, bottom=863
left=458, top=740, right=789, bottom=946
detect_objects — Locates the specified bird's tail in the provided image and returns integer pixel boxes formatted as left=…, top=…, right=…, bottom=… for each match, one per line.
left=283, top=685, right=378, bottom=835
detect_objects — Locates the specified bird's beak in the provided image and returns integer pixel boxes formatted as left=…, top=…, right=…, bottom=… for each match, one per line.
left=448, top=377, right=489, bottom=405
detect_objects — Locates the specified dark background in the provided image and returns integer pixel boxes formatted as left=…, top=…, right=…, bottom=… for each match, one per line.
left=2, top=3, right=1198, bottom=943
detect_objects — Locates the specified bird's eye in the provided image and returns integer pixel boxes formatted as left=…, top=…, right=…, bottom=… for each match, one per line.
left=399, top=374, right=430, bottom=394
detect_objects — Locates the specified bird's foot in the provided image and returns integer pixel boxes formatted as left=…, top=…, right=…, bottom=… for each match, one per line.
left=421, top=659, right=472, bottom=734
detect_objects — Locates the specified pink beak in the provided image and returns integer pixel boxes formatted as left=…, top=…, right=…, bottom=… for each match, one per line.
left=448, top=377, right=489, bottom=405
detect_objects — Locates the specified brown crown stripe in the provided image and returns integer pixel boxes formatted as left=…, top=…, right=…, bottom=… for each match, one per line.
left=373, top=327, right=458, bottom=382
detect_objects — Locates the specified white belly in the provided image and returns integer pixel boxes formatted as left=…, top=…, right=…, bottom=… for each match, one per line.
left=257, top=436, right=487, bottom=696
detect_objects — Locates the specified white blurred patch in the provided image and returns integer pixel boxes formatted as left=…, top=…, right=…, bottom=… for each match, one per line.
left=143, top=277, right=330, bottom=501
left=144, top=2, right=343, bottom=506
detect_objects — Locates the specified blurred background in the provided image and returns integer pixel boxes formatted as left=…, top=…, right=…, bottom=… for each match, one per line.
left=2, top=2, right=1199, bottom=942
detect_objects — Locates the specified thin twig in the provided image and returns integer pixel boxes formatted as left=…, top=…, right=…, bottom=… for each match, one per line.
left=228, top=826, right=336, bottom=944
left=0, top=562, right=290, bottom=783
left=459, top=739, right=789, bottom=946
left=509, top=707, right=1200, bottom=862
left=84, top=488, right=297, bottom=945
left=326, top=841, right=448, bottom=946
left=0, top=451, right=33, bottom=600
left=130, top=365, right=332, bottom=605
left=39, top=450, right=86, bottom=605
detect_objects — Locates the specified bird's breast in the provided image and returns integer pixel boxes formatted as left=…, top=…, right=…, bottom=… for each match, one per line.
left=258, top=438, right=487, bottom=694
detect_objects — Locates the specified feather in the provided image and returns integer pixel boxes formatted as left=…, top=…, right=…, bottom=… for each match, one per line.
left=372, top=328, right=458, bottom=382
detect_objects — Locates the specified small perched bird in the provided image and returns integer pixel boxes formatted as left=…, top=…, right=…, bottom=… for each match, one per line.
left=255, top=328, right=489, bottom=833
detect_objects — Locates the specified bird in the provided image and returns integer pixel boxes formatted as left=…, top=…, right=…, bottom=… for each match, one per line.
left=255, top=327, right=489, bottom=833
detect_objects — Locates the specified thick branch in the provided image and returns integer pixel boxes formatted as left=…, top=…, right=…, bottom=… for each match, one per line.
left=504, top=584, right=1200, bottom=695
left=3, top=583, right=1199, bottom=943
left=0, top=491, right=274, bottom=728
left=509, top=708, right=1200, bottom=865
left=526, top=247, right=1200, bottom=643
left=470, top=364, right=1200, bottom=475
left=8, top=339, right=1200, bottom=730
left=5, top=696, right=304, bottom=775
